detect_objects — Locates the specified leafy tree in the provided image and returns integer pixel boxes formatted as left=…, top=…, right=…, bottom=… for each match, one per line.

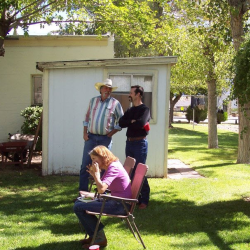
left=173, top=0, right=234, bottom=148
left=138, top=1, right=233, bottom=133
left=0, top=0, right=156, bottom=57
left=113, top=1, right=210, bottom=127
left=233, top=38, right=250, bottom=107
left=167, top=29, right=208, bottom=126
left=1, top=0, right=71, bottom=56
left=226, top=0, right=250, bottom=164
left=232, top=37, right=250, bottom=162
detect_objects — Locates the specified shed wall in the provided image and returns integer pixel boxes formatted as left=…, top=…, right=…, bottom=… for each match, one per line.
left=44, top=64, right=170, bottom=177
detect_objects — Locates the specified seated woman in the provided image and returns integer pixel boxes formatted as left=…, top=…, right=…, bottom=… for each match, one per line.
left=73, top=145, right=132, bottom=248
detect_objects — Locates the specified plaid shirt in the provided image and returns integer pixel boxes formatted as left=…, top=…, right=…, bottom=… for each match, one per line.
left=83, top=96, right=124, bottom=135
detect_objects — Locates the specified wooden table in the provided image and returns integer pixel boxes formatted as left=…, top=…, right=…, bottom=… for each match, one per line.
left=0, top=141, right=28, bottom=167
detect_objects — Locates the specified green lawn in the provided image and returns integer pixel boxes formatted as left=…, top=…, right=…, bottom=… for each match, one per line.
left=1, top=123, right=250, bottom=250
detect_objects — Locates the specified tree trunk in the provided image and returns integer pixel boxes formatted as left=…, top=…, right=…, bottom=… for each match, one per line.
left=229, top=4, right=244, bottom=51
left=0, top=29, right=6, bottom=57
left=227, top=0, right=250, bottom=163
left=237, top=102, right=250, bottom=163
left=169, top=92, right=182, bottom=127
left=207, top=78, right=218, bottom=148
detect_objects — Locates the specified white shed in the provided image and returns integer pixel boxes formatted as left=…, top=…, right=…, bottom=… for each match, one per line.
left=37, top=56, right=177, bottom=178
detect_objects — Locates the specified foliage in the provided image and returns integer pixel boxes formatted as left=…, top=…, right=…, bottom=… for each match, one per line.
left=176, top=0, right=234, bottom=94
left=0, top=0, right=157, bottom=56
left=232, top=37, right=250, bottom=107
left=217, top=111, right=228, bottom=124
left=186, top=105, right=208, bottom=123
left=20, top=106, right=43, bottom=151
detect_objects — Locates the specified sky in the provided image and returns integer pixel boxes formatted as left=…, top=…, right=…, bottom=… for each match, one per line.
left=14, top=23, right=59, bottom=35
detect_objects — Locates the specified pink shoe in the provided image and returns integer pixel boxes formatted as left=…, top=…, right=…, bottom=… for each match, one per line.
left=82, top=239, right=107, bottom=248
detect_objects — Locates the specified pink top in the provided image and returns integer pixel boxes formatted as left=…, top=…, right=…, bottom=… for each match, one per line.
left=101, top=161, right=132, bottom=199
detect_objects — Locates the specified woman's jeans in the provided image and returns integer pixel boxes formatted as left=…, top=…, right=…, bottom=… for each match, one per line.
left=79, top=133, right=112, bottom=191
left=74, top=199, right=129, bottom=237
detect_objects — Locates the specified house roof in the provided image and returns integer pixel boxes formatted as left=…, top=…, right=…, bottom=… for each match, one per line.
left=36, top=56, right=177, bottom=72
left=5, top=35, right=111, bottom=47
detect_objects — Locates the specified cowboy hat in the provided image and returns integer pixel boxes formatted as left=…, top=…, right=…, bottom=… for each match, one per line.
left=94, top=79, right=118, bottom=92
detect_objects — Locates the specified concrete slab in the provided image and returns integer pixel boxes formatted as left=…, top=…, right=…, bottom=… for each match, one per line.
left=168, top=159, right=204, bottom=179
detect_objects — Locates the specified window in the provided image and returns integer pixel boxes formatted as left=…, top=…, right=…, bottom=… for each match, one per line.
left=108, top=71, right=157, bottom=122
left=32, top=75, right=43, bottom=105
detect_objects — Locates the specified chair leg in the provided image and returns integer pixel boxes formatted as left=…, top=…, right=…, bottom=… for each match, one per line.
left=126, top=216, right=146, bottom=249
left=131, top=222, right=146, bottom=249
left=90, top=200, right=106, bottom=246
left=125, top=217, right=138, bottom=240
left=78, top=220, right=89, bottom=241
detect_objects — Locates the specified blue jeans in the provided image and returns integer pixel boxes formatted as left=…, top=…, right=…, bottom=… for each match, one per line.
left=125, top=139, right=150, bottom=205
left=79, top=133, right=112, bottom=191
left=73, top=199, right=129, bottom=236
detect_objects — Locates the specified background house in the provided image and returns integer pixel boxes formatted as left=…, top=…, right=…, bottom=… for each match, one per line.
left=37, top=56, right=177, bottom=178
left=0, top=35, right=114, bottom=142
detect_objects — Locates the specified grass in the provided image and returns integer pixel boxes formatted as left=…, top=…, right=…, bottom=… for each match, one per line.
left=1, top=123, right=250, bottom=250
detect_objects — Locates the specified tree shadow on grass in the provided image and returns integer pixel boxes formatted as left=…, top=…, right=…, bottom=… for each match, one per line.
left=16, top=241, right=84, bottom=250
left=132, top=192, right=250, bottom=250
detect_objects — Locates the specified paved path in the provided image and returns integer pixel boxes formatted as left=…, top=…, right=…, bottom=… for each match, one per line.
left=168, top=159, right=204, bottom=179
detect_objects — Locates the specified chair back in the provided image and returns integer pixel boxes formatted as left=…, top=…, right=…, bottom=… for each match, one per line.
left=131, top=163, right=148, bottom=205
left=123, top=156, right=136, bottom=177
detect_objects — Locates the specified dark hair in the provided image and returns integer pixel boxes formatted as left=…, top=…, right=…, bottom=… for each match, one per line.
left=131, top=85, right=144, bottom=97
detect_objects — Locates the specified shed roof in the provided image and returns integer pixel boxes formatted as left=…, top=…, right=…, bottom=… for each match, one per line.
left=36, top=56, right=177, bottom=72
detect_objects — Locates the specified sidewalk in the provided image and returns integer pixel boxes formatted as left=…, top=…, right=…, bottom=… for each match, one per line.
left=168, top=159, right=204, bottom=179
left=173, top=115, right=238, bottom=124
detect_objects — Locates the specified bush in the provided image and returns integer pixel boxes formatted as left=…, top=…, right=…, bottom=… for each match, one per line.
left=217, top=110, right=228, bottom=124
left=185, top=106, right=207, bottom=123
left=20, top=106, right=43, bottom=151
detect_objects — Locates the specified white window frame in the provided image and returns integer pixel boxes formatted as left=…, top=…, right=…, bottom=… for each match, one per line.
left=32, top=75, right=43, bottom=105
left=104, top=69, right=158, bottom=124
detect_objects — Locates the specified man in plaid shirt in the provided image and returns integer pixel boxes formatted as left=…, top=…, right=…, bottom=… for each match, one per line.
left=79, top=79, right=124, bottom=192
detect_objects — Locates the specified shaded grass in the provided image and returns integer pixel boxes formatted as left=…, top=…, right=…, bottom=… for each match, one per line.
left=1, top=123, right=250, bottom=249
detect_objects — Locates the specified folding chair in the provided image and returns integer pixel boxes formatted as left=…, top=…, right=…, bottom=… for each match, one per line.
left=88, top=156, right=136, bottom=192
left=123, top=156, right=136, bottom=177
left=86, top=163, right=148, bottom=249
left=81, top=156, right=136, bottom=237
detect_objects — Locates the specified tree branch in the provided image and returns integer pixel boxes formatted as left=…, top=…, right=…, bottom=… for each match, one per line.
left=14, top=0, right=46, bottom=17
left=13, top=0, right=59, bottom=24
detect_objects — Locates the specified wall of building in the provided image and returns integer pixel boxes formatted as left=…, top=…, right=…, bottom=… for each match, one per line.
left=0, top=35, right=114, bottom=142
left=41, top=62, right=172, bottom=177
